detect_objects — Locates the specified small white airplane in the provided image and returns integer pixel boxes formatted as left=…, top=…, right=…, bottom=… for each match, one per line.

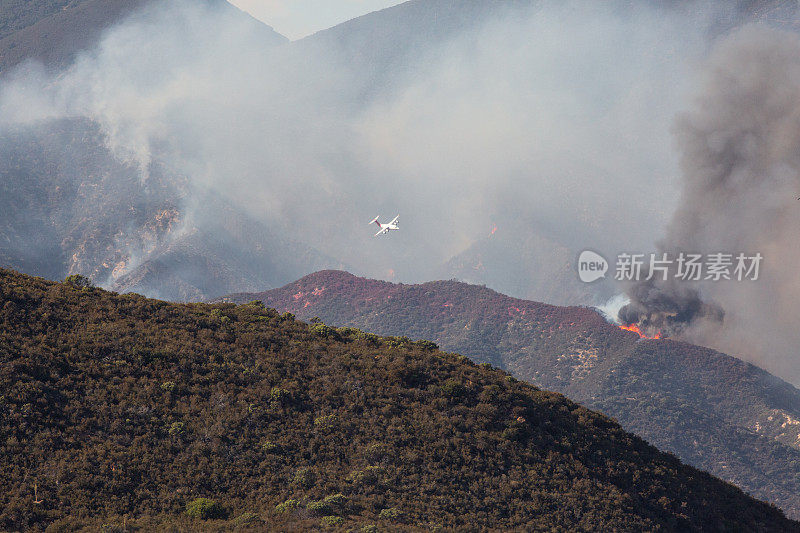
left=369, top=215, right=399, bottom=236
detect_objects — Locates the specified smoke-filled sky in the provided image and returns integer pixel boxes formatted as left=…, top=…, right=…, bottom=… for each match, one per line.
left=0, top=1, right=709, bottom=274
left=621, top=24, right=800, bottom=384
left=228, top=0, right=403, bottom=39
left=2, top=0, right=800, bottom=383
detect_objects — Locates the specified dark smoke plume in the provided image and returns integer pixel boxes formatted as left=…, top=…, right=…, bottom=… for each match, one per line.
left=619, top=23, right=800, bottom=383
left=618, top=278, right=724, bottom=336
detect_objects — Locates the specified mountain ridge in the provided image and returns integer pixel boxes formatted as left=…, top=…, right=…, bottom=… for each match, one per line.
left=221, top=269, right=800, bottom=519
left=0, top=266, right=797, bottom=530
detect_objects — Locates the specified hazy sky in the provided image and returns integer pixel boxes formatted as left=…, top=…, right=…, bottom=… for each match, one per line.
left=228, top=0, right=405, bottom=39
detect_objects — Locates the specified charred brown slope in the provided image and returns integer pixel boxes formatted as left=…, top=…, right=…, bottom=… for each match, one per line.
left=1, top=268, right=796, bottom=531
left=223, top=269, right=800, bottom=519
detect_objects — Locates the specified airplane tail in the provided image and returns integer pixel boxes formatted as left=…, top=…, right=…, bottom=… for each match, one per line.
left=368, top=216, right=381, bottom=226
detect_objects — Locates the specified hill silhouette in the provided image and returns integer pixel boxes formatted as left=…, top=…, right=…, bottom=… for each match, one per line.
left=0, top=267, right=796, bottom=530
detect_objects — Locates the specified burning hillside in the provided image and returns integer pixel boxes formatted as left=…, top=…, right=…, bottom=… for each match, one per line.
left=618, top=323, right=662, bottom=340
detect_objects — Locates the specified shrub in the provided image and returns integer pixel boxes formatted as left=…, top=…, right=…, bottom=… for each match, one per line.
left=324, top=493, right=347, bottom=508
left=441, top=379, right=466, bottom=399
left=137, top=349, right=176, bottom=364
left=275, top=499, right=301, bottom=514
left=307, top=493, right=347, bottom=516
left=501, top=420, right=529, bottom=442
left=269, top=387, right=291, bottom=407
left=310, top=323, right=337, bottom=338
left=314, top=414, right=338, bottom=430
left=480, top=384, right=503, bottom=403
left=292, top=467, right=315, bottom=489
left=355, top=331, right=379, bottom=344
left=386, top=336, right=411, bottom=348
left=337, top=327, right=360, bottom=338
left=260, top=440, right=280, bottom=453
left=360, top=526, right=379, bottom=533
left=307, top=500, right=328, bottom=515
left=393, top=365, right=428, bottom=387
left=414, top=339, right=439, bottom=351
left=233, top=512, right=261, bottom=526
left=185, top=498, right=226, bottom=519
left=160, top=381, right=176, bottom=392
left=364, top=443, right=387, bottom=462
left=321, top=516, right=344, bottom=526
left=64, top=274, right=92, bottom=288
left=246, top=300, right=265, bottom=308
left=168, top=422, right=185, bottom=436
left=347, top=466, right=382, bottom=486
left=210, top=309, right=231, bottom=324
left=501, top=426, right=522, bottom=441
left=378, top=507, right=400, bottom=520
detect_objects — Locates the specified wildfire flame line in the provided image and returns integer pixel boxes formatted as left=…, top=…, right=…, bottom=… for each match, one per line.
left=619, top=323, right=662, bottom=339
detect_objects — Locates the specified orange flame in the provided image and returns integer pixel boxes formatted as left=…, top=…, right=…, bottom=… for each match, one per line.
left=490, top=225, right=498, bottom=236
left=619, top=323, right=662, bottom=339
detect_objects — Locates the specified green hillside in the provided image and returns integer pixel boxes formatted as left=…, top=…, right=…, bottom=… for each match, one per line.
left=224, top=269, right=800, bottom=520
left=0, top=268, right=795, bottom=531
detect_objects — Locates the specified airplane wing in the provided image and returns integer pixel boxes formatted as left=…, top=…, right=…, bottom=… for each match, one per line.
left=375, top=227, right=388, bottom=236
left=389, top=215, right=399, bottom=226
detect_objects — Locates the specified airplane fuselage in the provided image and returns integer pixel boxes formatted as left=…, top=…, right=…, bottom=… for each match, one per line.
left=370, top=215, right=400, bottom=236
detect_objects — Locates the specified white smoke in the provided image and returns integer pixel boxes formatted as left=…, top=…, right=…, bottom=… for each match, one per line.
left=0, top=1, right=711, bottom=271
left=3, top=1, right=799, bottom=381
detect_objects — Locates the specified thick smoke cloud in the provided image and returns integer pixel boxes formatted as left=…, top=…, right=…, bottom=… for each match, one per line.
left=618, top=279, right=724, bottom=335
left=620, top=25, right=800, bottom=383
left=0, top=0, right=713, bottom=282
left=4, top=1, right=800, bottom=380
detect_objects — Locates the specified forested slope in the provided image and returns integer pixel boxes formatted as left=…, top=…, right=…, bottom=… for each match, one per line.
left=0, top=268, right=795, bottom=531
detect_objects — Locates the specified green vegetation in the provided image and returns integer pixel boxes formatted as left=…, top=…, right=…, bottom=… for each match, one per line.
left=260, top=440, right=280, bottom=453
left=239, top=269, right=800, bottom=519
left=378, top=507, right=401, bottom=520
left=64, top=274, right=92, bottom=288
left=274, top=499, right=300, bottom=514
left=440, top=378, right=466, bottom=399
left=321, top=515, right=344, bottom=526
left=291, top=467, right=315, bottom=489
left=232, top=511, right=261, bottom=526
left=0, top=268, right=795, bottom=530
left=346, top=466, right=382, bottom=486
left=306, top=493, right=347, bottom=516
left=185, top=498, right=226, bottom=520
left=313, top=414, right=338, bottom=430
